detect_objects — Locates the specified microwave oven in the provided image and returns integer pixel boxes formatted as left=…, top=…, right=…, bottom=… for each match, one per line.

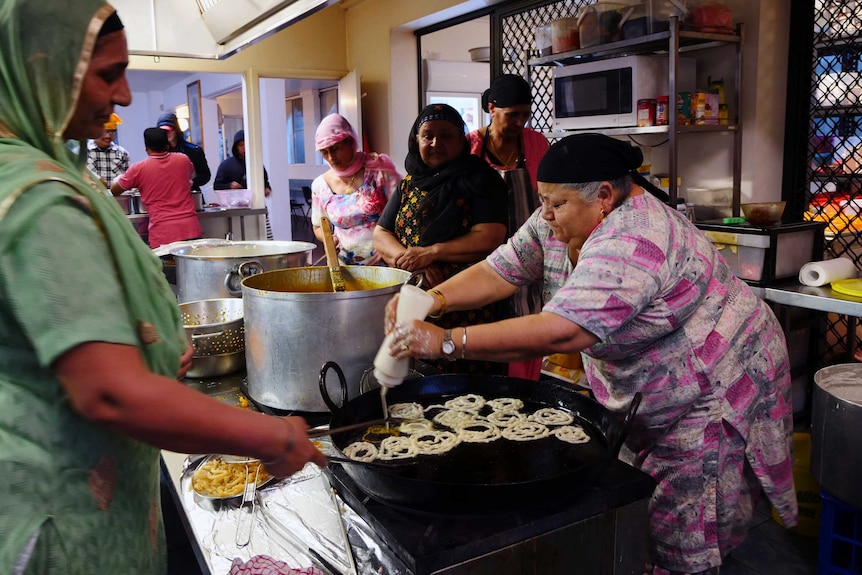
left=553, top=55, right=695, bottom=130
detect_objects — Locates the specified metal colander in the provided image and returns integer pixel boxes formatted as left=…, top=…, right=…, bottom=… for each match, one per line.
left=180, top=298, right=245, bottom=357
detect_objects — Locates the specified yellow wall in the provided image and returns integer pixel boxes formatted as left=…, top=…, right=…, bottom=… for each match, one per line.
left=342, top=0, right=465, bottom=153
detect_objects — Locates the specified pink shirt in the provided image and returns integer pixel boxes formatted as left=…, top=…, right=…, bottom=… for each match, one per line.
left=117, top=152, right=201, bottom=248
left=467, top=127, right=549, bottom=193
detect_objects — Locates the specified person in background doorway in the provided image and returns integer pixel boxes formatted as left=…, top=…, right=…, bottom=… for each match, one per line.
left=311, top=113, right=401, bottom=264
left=0, top=4, right=325, bottom=573
left=468, top=73, right=549, bottom=198
left=382, top=133, right=799, bottom=575
left=111, top=127, right=201, bottom=248
left=86, top=112, right=129, bottom=188
left=156, top=111, right=211, bottom=191
left=214, top=129, right=274, bottom=239
left=373, top=103, right=509, bottom=376
left=468, top=74, right=551, bottom=380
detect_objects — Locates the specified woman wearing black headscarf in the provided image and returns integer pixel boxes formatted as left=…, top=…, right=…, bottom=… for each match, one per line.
left=373, top=103, right=509, bottom=375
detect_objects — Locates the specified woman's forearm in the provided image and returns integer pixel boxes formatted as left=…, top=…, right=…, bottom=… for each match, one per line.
left=372, top=225, right=406, bottom=265
left=427, top=223, right=507, bottom=264
left=427, top=262, right=517, bottom=315
left=54, top=342, right=290, bottom=463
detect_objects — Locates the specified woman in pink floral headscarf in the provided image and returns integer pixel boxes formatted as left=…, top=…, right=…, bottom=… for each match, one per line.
left=311, top=114, right=401, bottom=265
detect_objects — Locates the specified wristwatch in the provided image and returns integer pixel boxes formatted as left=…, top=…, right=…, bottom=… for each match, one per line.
left=441, top=329, right=457, bottom=362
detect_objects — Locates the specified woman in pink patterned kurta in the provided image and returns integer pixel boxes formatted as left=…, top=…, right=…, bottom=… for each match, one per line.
left=312, top=114, right=401, bottom=265
left=382, top=134, right=798, bottom=574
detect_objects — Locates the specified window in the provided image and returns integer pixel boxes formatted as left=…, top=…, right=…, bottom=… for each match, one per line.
left=319, top=87, right=339, bottom=118
left=286, top=97, right=305, bottom=164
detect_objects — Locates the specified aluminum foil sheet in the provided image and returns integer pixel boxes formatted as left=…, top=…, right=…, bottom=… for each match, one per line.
left=179, top=450, right=411, bottom=575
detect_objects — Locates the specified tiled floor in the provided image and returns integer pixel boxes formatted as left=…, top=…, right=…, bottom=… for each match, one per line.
left=722, top=498, right=819, bottom=574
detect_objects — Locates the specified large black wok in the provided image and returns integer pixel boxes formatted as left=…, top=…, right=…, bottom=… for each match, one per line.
left=319, top=362, right=640, bottom=514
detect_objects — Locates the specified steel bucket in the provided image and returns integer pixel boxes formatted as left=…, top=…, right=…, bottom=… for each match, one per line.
left=171, top=240, right=315, bottom=303
left=811, top=363, right=862, bottom=509
left=241, top=266, right=412, bottom=412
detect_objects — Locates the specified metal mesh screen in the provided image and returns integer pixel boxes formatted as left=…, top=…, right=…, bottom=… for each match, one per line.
left=807, top=0, right=862, bottom=364
left=500, top=1, right=588, bottom=134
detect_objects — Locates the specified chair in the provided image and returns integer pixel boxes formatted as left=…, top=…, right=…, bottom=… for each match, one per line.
left=290, top=198, right=306, bottom=217
left=302, top=186, right=313, bottom=215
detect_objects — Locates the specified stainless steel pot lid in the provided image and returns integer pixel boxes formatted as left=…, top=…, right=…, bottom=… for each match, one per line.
left=171, top=240, right=316, bottom=259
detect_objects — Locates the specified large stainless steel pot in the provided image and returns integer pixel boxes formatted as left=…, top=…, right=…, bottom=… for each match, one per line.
left=241, top=266, right=412, bottom=412
left=811, top=363, right=862, bottom=509
left=172, top=240, right=315, bottom=303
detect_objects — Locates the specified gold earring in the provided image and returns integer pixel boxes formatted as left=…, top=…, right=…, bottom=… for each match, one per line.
left=599, top=208, right=606, bottom=220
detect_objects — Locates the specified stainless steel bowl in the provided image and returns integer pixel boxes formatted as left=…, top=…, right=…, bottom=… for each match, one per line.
left=180, top=298, right=245, bottom=377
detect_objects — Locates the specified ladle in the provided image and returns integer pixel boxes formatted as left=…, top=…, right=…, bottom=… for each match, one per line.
left=319, top=215, right=345, bottom=292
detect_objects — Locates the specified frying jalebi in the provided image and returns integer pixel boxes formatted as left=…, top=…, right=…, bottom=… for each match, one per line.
left=388, top=402, right=424, bottom=420
left=501, top=421, right=551, bottom=441
left=409, top=430, right=461, bottom=455
left=377, top=436, right=418, bottom=460
left=343, top=441, right=378, bottom=462
left=486, top=410, right=527, bottom=428
left=554, top=425, right=591, bottom=444
left=529, top=407, right=574, bottom=426
left=486, top=397, right=524, bottom=412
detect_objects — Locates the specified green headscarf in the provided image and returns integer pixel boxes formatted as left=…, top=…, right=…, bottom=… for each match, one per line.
left=0, top=0, right=185, bottom=376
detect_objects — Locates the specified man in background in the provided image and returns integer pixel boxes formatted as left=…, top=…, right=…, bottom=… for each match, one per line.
left=111, top=128, right=201, bottom=248
left=156, top=111, right=211, bottom=191
left=214, top=129, right=274, bottom=239
left=86, top=113, right=130, bottom=188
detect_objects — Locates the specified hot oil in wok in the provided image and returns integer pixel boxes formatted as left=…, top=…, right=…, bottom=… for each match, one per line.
left=335, top=396, right=608, bottom=486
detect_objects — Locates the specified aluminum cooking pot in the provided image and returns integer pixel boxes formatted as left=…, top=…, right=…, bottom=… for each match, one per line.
left=241, top=265, right=412, bottom=413
left=811, top=363, right=862, bottom=509
left=171, top=240, right=315, bottom=303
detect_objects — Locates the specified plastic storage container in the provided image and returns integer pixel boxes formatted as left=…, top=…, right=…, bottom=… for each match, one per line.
left=695, top=221, right=827, bottom=286
left=215, top=188, right=254, bottom=208
left=621, top=0, right=686, bottom=39
left=578, top=2, right=626, bottom=48
left=686, top=186, right=732, bottom=222
left=536, top=24, right=553, bottom=56
left=819, top=491, right=862, bottom=575
left=551, top=18, right=579, bottom=53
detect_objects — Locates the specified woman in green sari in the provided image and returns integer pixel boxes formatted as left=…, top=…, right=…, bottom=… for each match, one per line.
left=0, top=3, right=325, bottom=574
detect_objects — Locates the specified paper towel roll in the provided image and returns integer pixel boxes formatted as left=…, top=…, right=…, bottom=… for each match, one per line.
left=798, top=257, right=858, bottom=286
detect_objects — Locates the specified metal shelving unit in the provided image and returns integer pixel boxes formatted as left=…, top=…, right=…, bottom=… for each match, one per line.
left=528, top=17, right=744, bottom=212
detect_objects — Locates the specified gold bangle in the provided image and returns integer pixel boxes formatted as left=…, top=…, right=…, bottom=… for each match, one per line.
left=428, top=288, right=447, bottom=319
left=461, top=327, right=467, bottom=360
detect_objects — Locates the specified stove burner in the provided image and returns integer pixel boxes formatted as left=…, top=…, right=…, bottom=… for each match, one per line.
left=240, top=378, right=331, bottom=426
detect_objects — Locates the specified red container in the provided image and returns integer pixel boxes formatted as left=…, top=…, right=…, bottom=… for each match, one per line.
left=637, top=99, right=656, bottom=127
left=656, top=95, right=669, bottom=125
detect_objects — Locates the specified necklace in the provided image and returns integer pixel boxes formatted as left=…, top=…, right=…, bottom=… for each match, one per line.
left=488, top=132, right=518, bottom=167
left=339, top=171, right=361, bottom=194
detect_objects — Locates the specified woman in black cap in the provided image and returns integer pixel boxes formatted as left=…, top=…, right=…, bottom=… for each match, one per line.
left=380, top=133, right=798, bottom=575
left=468, top=74, right=550, bottom=195
left=373, top=103, right=510, bottom=375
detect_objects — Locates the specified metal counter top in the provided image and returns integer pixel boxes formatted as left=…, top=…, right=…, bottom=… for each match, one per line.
left=763, top=281, right=862, bottom=317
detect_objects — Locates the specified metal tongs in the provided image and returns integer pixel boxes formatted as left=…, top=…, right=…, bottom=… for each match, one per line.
left=220, top=455, right=261, bottom=547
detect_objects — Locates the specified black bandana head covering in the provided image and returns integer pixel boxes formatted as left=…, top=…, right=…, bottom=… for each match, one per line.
left=414, top=103, right=466, bottom=135
left=482, top=74, right=532, bottom=112
left=537, top=133, right=670, bottom=203
left=538, top=133, right=643, bottom=183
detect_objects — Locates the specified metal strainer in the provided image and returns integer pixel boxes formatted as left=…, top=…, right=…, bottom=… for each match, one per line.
left=179, top=298, right=245, bottom=357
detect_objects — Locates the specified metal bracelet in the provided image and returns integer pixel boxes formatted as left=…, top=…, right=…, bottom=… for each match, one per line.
left=461, top=326, right=467, bottom=360
left=428, top=288, right=447, bottom=319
